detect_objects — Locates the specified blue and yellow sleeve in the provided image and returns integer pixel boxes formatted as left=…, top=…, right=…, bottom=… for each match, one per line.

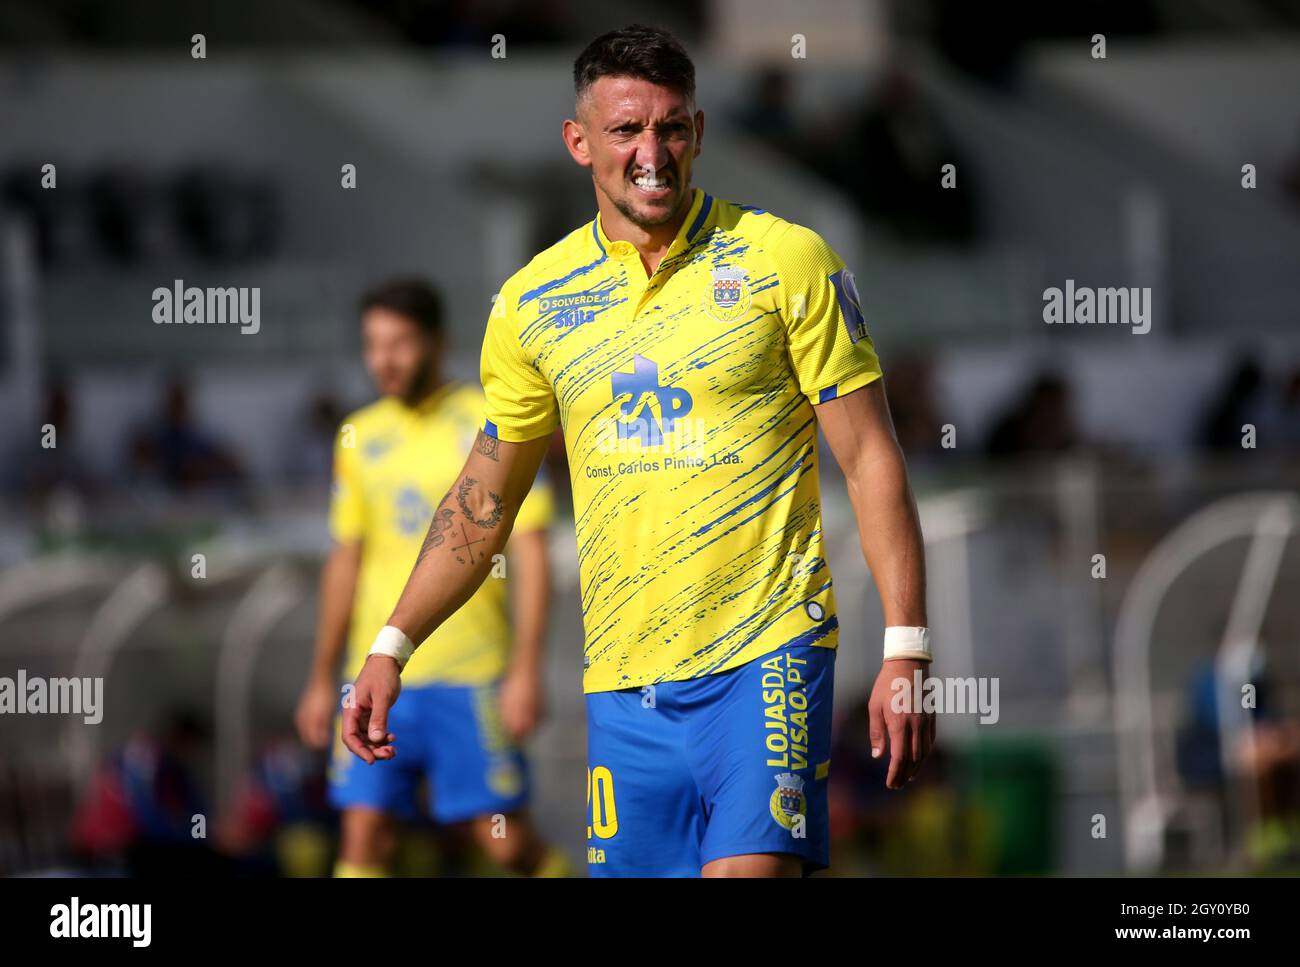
left=774, top=223, right=883, bottom=405
left=480, top=274, right=561, bottom=443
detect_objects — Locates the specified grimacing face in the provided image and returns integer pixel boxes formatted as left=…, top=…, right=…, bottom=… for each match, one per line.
left=565, top=75, right=703, bottom=230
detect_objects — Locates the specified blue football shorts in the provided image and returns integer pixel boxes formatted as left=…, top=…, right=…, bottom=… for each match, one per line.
left=329, top=680, right=529, bottom=824
left=585, top=643, right=835, bottom=876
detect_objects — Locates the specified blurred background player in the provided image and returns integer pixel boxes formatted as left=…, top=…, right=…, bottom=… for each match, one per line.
left=293, top=277, right=568, bottom=877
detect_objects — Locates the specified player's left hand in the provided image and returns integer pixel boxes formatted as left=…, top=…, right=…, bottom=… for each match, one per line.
left=499, top=665, right=545, bottom=741
left=867, top=659, right=937, bottom=789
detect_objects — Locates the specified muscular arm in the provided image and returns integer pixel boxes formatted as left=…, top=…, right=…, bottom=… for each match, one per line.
left=387, top=430, right=551, bottom=649
left=344, top=430, right=550, bottom=763
left=816, top=379, right=926, bottom=628
left=817, top=379, right=933, bottom=788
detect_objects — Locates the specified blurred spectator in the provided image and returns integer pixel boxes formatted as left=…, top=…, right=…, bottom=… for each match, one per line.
left=1277, top=365, right=1300, bottom=451
left=70, top=710, right=226, bottom=874
left=20, top=376, right=95, bottom=507
left=1176, top=656, right=1300, bottom=869
left=1241, top=361, right=1300, bottom=455
left=283, top=390, right=345, bottom=485
left=883, top=354, right=944, bottom=460
left=171, top=165, right=279, bottom=262
left=734, top=68, right=799, bottom=157
left=828, top=699, right=1002, bottom=875
left=218, top=738, right=333, bottom=876
left=364, top=0, right=492, bottom=46
left=3, top=162, right=280, bottom=267
left=128, top=378, right=246, bottom=492
left=361, top=0, right=568, bottom=47
left=88, top=165, right=173, bottom=265
left=828, top=699, right=911, bottom=850
left=503, top=0, right=569, bottom=46
left=1283, top=121, right=1300, bottom=206
left=840, top=67, right=978, bottom=244
left=1197, top=358, right=1268, bottom=452
left=984, top=371, right=1080, bottom=458
left=746, top=66, right=978, bottom=244
left=3, top=163, right=93, bottom=268
left=925, top=0, right=1163, bottom=88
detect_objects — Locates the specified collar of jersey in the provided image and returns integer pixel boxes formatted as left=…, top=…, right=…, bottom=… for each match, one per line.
left=591, top=187, right=714, bottom=266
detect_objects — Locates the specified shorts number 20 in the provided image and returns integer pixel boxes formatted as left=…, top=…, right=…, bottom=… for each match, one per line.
left=587, top=765, right=618, bottom=839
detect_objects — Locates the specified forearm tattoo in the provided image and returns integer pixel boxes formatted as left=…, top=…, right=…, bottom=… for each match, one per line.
left=413, top=477, right=504, bottom=569
left=457, top=477, right=503, bottom=529
left=414, top=488, right=456, bottom=567
left=474, top=431, right=500, bottom=462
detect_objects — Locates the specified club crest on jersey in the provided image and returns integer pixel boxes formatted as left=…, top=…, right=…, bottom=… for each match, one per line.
left=769, top=772, right=806, bottom=831
left=362, top=435, right=396, bottom=462
left=395, top=486, right=432, bottom=536
left=611, top=354, right=693, bottom=446
left=705, top=266, right=751, bottom=321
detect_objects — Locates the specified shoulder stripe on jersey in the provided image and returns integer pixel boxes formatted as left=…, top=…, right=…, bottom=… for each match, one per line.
left=687, top=192, right=714, bottom=243
left=818, top=385, right=839, bottom=403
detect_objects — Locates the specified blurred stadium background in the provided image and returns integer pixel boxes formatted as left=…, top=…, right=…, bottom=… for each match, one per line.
left=2, top=0, right=1300, bottom=876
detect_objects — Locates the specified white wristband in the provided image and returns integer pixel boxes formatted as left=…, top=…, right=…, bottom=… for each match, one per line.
left=368, top=625, right=415, bottom=669
left=883, top=626, right=932, bottom=662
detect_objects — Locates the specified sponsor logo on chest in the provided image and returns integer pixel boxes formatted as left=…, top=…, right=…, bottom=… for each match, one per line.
left=540, top=290, right=611, bottom=328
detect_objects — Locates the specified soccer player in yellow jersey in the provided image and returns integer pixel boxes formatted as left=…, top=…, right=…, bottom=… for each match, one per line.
left=344, top=26, right=935, bottom=877
left=295, top=278, right=568, bottom=877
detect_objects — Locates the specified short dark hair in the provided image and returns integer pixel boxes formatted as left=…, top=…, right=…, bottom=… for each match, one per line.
left=359, top=277, right=443, bottom=336
left=573, top=25, right=695, bottom=106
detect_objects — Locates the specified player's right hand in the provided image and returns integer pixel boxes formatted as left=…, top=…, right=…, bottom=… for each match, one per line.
left=294, top=676, right=339, bottom=750
left=341, top=654, right=402, bottom=764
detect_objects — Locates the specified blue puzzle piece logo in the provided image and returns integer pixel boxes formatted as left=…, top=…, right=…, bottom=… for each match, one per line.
left=611, top=355, right=693, bottom=447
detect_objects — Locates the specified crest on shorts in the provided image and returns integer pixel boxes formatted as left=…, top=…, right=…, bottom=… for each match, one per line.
left=705, top=266, right=750, bottom=321
left=769, top=772, right=806, bottom=830
left=488, top=759, right=524, bottom=799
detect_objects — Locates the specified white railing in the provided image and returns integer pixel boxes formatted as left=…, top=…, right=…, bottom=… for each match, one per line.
left=1113, top=491, right=1300, bottom=871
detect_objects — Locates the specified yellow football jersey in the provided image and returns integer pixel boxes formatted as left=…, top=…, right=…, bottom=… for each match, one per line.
left=480, top=188, right=882, bottom=693
left=330, top=381, right=555, bottom=686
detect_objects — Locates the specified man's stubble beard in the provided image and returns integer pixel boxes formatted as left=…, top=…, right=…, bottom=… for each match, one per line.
left=397, top=358, right=437, bottom=407
left=602, top=172, right=692, bottom=230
